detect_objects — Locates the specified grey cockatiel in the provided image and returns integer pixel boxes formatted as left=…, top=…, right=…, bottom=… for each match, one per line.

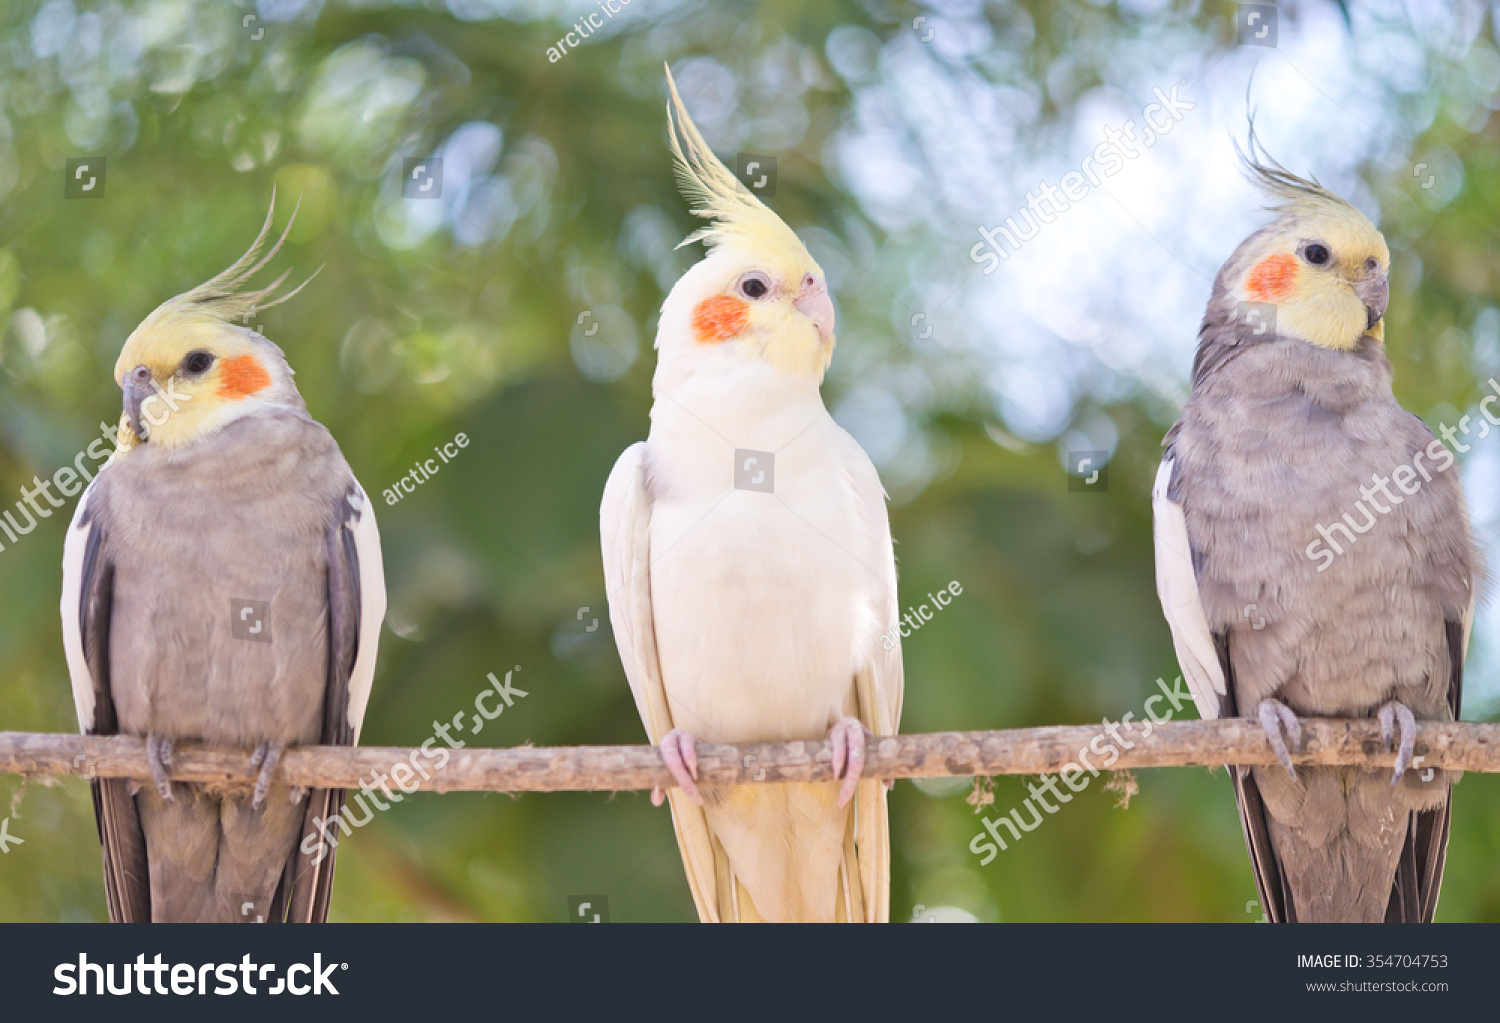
left=1154, top=132, right=1477, bottom=923
left=59, top=197, right=386, bottom=922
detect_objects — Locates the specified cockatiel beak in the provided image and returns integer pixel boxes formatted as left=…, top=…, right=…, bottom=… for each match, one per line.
left=1354, top=272, right=1389, bottom=330
left=794, top=274, right=835, bottom=344
left=121, top=364, right=154, bottom=443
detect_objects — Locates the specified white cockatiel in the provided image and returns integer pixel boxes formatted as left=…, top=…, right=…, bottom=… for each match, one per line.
left=599, top=69, right=904, bottom=922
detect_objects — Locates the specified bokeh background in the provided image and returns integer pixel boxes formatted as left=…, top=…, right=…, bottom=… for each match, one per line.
left=0, top=0, right=1497, bottom=922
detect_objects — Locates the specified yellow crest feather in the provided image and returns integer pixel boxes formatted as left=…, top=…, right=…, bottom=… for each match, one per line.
left=664, top=65, right=808, bottom=260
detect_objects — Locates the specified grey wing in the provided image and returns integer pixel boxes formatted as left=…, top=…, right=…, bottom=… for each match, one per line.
left=60, top=476, right=151, bottom=922
left=281, top=481, right=385, bottom=923
left=1152, top=452, right=1292, bottom=919
left=1382, top=421, right=1473, bottom=922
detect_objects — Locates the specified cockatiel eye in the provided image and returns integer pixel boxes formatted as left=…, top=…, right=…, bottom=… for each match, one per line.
left=1302, top=242, right=1330, bottom=265
left=180, top=350, right=215, bottom=375
left=737, top=271, right=771, bottom=300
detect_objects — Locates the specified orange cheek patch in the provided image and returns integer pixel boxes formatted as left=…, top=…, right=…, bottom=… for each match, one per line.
left=1247, top=254, right=1298, bottom=302
left=691, top=295, right=749, bottom=344
left=217, top=354, right=271, bottom=398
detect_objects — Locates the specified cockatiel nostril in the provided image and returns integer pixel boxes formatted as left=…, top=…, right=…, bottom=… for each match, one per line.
left=1355, top=274, right=1389, bottom=330
left=793, top=277, right=835, bottom=343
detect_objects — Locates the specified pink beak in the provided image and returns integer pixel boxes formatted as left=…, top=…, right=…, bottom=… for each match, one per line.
left=793, top=275, right=835, bottom=343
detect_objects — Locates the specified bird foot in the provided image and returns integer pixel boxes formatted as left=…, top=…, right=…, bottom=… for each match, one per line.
left=828, top=716, right=871, bottom=808
left=1257, top=699, right=1301, bottom=780
left=1378, top=701, right=1417, bottom=786
left=652, top=728, right=701, bottom=807
left=146, top=735, right=174, bottom=801
left=249, top=741, right=285, bottom=810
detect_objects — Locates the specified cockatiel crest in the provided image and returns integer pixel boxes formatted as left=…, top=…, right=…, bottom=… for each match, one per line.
left=662, top=66, right=835, bottom=380
left=112, top=190, right=316, bottom=452
left=1226, top=122, right=1389, bottom=352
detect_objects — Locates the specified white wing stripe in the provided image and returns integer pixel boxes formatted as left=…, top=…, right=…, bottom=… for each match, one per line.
left=1152, top=457, right=1226, bottom=720
left=60, top=481, right=99, bottom=731
left=344, top=481, right=386, bottom=743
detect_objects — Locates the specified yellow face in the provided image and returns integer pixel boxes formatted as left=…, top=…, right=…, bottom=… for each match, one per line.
left=690, top=248, right=836, bottom=379
left=1237, top=209, right=1391, bottom=351
left=112, top=313, right=279, bottom=450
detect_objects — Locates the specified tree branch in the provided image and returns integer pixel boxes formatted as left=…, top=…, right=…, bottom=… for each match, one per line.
left=2, top=720, right=1497, bottom=793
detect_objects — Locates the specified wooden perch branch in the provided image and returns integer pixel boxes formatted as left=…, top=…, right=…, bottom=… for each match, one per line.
left=2, top=720, right=1498, bottom=793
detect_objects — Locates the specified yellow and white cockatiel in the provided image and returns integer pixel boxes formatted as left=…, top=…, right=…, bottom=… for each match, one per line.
left=599, top=68, right=904, bottom=922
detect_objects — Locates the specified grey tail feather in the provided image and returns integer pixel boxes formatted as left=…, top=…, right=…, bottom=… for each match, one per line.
left=1218, top=631, right=1294, bottom=923
left=93, top=777, right=150, bottom=922
left=283, top=788, right=344, bottom=923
